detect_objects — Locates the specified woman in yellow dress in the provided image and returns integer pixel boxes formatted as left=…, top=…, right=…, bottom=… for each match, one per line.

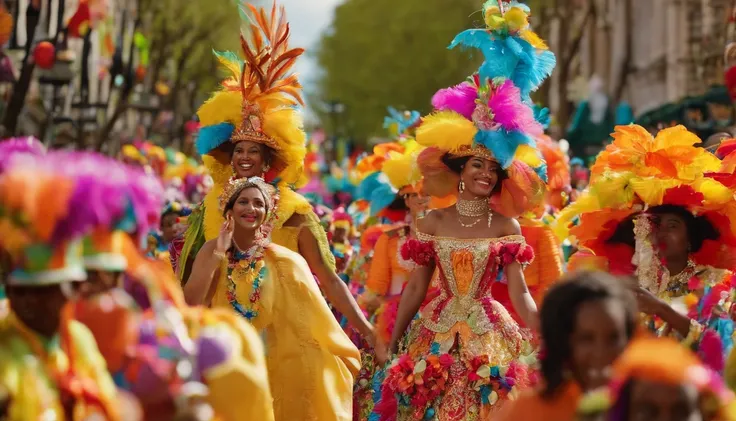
left=173, top=1, right=373, bottom=345
left=185, top=177, right=360, bottom=421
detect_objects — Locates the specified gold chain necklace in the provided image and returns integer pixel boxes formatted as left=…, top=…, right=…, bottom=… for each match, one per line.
left=457, top=198, right=491, bottom=228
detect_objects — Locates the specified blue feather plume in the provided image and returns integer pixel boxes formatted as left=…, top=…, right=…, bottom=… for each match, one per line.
left=473, top=129, right=534, bottom=169
left=534, top=105, right=551, bottom=129
left=357, top=172, right=398, bottom=215
left=355, top=172, right=383, bottom=201
left=196, top=123, right=235, bottom=156
left=451, top=29, right=556, bottom=101
left=369, top=183, right=399, bottom=217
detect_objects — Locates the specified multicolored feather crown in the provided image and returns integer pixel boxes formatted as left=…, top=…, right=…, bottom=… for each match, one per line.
left=0, top=158, right=86, bottom=284
left=578, top=338, right=736, bottom=420
left=554, top=125, right=736, bottom=271
left=196, top=1, right=307, bottom=187
left=424, top=75, right=544, bottom=170
left=450, top=0, right=556, bottom=101
left=45, top=152, right=164, bottom=271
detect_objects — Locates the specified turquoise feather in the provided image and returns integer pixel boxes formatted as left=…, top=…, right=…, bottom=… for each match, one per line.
left=196, top=123, right=235, bottom=156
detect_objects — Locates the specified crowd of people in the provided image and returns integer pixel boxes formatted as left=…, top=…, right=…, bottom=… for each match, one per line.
left=3, top=1, right=736, bottom=420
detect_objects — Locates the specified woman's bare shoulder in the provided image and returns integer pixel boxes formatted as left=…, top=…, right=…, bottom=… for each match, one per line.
left=417, top=207, right=449, bottom=235
left=494, top=213, right=521, bottom=236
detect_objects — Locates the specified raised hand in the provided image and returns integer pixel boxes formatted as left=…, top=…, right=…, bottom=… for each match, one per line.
left=216, top=214, right=234, bottom=254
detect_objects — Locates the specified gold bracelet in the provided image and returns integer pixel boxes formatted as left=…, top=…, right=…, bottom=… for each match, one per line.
left=213, top=250, right=227, bottom=260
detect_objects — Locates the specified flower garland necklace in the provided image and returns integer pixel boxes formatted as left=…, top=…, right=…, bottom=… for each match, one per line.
left=226, top=242, right=267, bottom=322
left=221, top=177, right=280, bottom=322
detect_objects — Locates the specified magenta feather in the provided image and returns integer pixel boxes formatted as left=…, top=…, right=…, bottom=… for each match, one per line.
left=0, top=137, right=45, bottom=174
left=431, top=82, right=477, bottom=120
left=49, top=152, right=164, bottom=245
left=488, top=80, right=543, bottom=135
left=699, top=329, right=724, bottom=372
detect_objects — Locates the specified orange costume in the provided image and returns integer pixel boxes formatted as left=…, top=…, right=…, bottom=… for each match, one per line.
left=363, top=225, right=417, bottom=342
left=496, top=382, right=582, bottom=421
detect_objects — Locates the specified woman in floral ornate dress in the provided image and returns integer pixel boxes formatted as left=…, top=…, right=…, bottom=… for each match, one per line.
left=374, top=77, right=550, bottom=421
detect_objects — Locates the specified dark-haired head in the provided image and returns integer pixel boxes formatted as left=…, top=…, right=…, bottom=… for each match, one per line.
left=607, top=205, right=719, bottom=264
left=229, top=140, right=274, bottom=179
left=540, top=271, right=637, bottom=398
left=223, top=182, right=271, bottom=217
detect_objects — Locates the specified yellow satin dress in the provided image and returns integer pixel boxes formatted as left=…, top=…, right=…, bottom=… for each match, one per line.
left=210, top=244, right=360, bottom=421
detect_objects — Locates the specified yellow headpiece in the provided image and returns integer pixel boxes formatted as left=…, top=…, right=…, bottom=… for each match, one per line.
left=196, top=2, right=307, bottom=187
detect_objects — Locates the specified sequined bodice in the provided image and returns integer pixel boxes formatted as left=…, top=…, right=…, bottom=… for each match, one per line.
left=415, top=233, right=530, bottom=336
left=418, top=233, right=504, bottom=299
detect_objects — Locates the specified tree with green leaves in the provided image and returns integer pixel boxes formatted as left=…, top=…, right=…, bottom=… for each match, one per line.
left=314, top=0, right=483, bottom=143
left=97, top=0, right=243, bottom=150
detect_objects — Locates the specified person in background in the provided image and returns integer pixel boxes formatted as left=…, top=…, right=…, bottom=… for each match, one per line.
left=497, top=271, right=639, bottom=421
left=578, top=338, right=736, bottom=421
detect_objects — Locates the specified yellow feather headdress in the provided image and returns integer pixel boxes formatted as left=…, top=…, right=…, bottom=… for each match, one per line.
left=382, top=139, right=424, bottom=192
left=196, top=1, right=307, bottom=187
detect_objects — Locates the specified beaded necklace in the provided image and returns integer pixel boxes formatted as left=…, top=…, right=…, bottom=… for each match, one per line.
left=225, top=246, right=267, bottom=321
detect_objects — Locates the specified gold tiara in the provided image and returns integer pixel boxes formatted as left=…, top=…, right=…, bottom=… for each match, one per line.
left=230, top=101, right=280, bottom=151
left=218, top=176, right=276, bottom=213
left=448, top=144, right=497, bottom=162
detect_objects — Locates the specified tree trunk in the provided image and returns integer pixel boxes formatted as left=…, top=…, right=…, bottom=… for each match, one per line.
left=95, top=16, right=141, bottom=152
left=3, top=4, right=41, bottom=135
left=612, top=0, right=633, bottom=103
left=556, top=3, right=593, bottom=132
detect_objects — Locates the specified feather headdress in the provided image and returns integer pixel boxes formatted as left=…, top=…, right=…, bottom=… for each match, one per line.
left=0, top=136, right=45, bottom=174
left=196, top=1, right=307, bottom=187
left=47, top=152, right=164, bottom=271
left=578, top=338, right=736, bottom=420
left=0, top=156, right=86, bottom=284
left=554, top=125, right=736, bottom=271
left=449, top=0, right=556, bottom=101
left=426, top=76, right=543, bottom=169
left=382, top=139, right=424, bottom=192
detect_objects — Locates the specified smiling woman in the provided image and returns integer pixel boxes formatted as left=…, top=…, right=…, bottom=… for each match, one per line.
left=185, top=177, right=360, bottom=421
left=173, top=1, right=374, bottom=348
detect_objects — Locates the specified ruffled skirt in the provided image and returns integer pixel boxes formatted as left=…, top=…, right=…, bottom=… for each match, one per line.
left=373, top=300, right=537, bottom=421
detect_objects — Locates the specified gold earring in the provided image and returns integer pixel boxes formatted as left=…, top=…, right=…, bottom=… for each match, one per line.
left=459, top=180, right=465, bottom=193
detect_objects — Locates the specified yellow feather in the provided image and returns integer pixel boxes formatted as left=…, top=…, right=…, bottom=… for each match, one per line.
left=262, top=107, right=307, bottom=187
left=197, top=91, right=243, bottom=127
left=520, top=29, right=548, bottom=50
left=382, top=140, right=425, bottom=190
left=215, top=55, right=243, bottom=82
left=415, top=111, right=476, bottom=153
left=514, top=144, right=542, bottom=167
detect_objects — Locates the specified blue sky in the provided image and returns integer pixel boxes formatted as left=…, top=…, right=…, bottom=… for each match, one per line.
left=280, top=0, right=341, bottom=91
